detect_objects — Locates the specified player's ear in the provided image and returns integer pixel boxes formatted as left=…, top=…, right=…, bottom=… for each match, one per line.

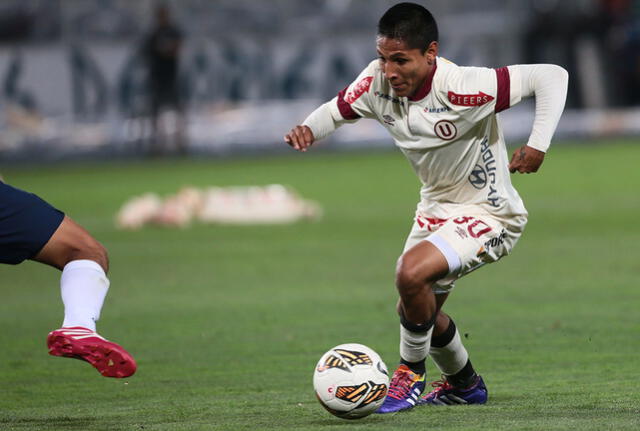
left=424, top=41, right=438, bottom=65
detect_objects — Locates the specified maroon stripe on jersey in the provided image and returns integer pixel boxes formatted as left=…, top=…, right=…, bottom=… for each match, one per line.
left=494, top=67, right=510, bottom=113
left=408, top=61, right=438, bottom=102
left=336, top=86, right=361, bottom=120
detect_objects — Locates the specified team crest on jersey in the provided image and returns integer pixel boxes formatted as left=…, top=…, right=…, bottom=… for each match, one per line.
left=345, top=76, right=373, bottom=104
left=434, top=120, right=457, bottom=140
left=448, top=91, right=494, bottom=107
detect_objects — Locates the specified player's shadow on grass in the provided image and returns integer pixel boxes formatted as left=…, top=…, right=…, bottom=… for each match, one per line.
left=1, top=416, right=97, bottom=430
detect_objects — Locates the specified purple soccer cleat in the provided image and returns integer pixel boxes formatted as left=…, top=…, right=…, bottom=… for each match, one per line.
left=376, top=364, right=426, bottom=413
left=418, top=375, right=488, bottom=406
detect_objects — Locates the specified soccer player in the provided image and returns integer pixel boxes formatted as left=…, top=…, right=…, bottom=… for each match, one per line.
left=0, top=181, right=136, bottom=378
left=143, top=4, right=186, bottom=155
left=284, top=2, right=567, bottom=412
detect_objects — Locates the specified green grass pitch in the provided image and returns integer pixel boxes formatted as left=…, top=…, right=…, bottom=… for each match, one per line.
left=1, top=140, right=639, bottom=430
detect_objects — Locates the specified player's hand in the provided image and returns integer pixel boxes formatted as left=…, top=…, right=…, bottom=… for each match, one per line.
left=509, top=145, right=545, bottom=174
left=284, top=125, right=315, bottom=152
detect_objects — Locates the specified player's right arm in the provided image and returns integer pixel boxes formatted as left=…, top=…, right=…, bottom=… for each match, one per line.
left=284, top=61, right=379, bottom=152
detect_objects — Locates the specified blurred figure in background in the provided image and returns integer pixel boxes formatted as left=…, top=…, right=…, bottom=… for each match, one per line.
left=143, top=3, right=186, bottom=155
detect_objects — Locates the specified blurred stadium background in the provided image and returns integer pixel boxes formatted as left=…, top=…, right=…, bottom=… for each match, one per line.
left=0, top=0, right=639, bottom=162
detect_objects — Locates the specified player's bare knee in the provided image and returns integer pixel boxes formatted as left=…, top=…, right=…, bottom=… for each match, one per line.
left=396, top=251, right=445, bottom=298
left=395, top=255, right=428, bottom=296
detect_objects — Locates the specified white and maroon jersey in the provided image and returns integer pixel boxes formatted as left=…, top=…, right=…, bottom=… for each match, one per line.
left=327, top=57, right=527, bottom=229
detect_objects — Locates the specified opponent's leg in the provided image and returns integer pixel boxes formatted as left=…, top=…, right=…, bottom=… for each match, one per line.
left=34, top=216, right=110, bottom=331
left=33, top=216, right=136, bottom=378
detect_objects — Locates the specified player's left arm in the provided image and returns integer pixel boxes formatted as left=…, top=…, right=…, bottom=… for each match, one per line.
left=507, top=64, right=569, bottom=173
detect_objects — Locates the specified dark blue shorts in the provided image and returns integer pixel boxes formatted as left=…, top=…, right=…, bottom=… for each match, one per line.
left=0, top=182, right=65, bottom=265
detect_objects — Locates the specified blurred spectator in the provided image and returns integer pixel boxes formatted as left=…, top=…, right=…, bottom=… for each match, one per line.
left=143, top=3, right=187, bottom=155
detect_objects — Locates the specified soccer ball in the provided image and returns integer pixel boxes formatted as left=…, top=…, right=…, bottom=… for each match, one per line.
left=313, top=343, right=389, bottom=419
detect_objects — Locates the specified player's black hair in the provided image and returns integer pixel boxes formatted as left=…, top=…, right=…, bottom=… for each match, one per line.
left=377, top=2, right=438, bottom=52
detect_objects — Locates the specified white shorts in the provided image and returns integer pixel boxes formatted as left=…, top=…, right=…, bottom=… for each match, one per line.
left=402, top=214, right=527, bottom=294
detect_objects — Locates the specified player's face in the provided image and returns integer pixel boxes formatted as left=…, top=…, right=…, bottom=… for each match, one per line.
left=376, top=37, right=438, bottom=98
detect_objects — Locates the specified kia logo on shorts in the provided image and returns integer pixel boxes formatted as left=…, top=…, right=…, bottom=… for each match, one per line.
left=468, top=164, right=487, bottom=189
left=434, top=120, right=457, bottom=140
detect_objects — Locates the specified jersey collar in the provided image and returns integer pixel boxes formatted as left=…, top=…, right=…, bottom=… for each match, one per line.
left=408, top=58, right=437, bottom=102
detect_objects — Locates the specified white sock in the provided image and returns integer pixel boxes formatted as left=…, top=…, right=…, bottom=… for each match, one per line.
left=429, top=328, right=469, bottom=375
left=60, top=260, right=110, bottom=332
left=399, top=324, right=433, bottom=364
